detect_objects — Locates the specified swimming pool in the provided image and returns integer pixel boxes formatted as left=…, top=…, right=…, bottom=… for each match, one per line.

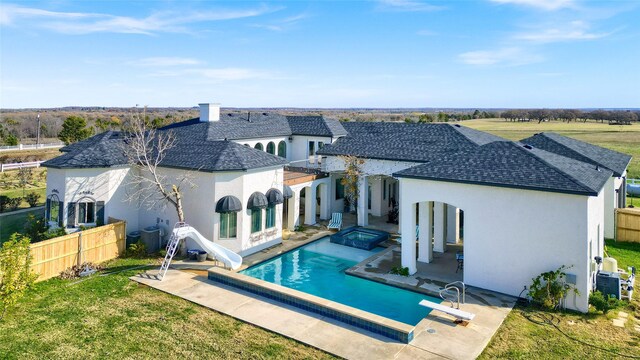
left=240, top=237, right=438, bottom=326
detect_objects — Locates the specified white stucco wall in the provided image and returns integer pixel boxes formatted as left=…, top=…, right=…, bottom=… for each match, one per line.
left=291, top=136, right=334, bottom=163
left=136, top=166, right=284, bottom=257
left=46, top=166, right=138, bottom=230
left=399, top=178, right=600, bottom=312
left=603, top=177, right=615, bottom=239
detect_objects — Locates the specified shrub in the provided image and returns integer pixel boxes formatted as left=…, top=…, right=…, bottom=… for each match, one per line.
left=23, top=214, right=66, bottom=243
left=0, top=234, right=38, bottom=320
left=125, top=241, right=147, bottom=258
left=24, top=192, right=40, bottom=208
left=0, top=195, right=9, bottom=212
left=7, top=197, right=21, bottom=211
left=589, top=291, right=622, bottom=314
left=390, top=266, right=410, bottom=276
left=528, top=265, right=579, bottom=310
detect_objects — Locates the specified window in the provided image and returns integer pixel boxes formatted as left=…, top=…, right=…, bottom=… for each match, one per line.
left=48, top=195, right=60, bottom=223
left=277, top=141, right=286, bottom=158
left=318, top=142, right=324, bottom=150
left=251, top=209, right=263, bottom=233
left=77, top=201, right=95, bottom=224
left=266, top=142, right=276, bottom=155
left=266, top=205, right=276, bottom=229
left=254, top=143, right=263, bottom=151
left=335, top=178, right=344, bottom=200
left=219, top=213, right=237, bottom=239
left=308, top=141, right=315, bottom=156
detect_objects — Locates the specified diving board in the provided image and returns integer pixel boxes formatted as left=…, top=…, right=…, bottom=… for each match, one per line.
left=419, top=300, right=475, bottom=321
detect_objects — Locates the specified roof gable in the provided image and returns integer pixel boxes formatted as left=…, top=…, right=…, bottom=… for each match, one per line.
left=521, top=132, right=631, bottom=177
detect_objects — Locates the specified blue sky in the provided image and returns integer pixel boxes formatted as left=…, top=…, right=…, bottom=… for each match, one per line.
left=1, top=0, right=638, bottom=108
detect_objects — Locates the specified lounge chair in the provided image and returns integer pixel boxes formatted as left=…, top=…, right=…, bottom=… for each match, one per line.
left=327, top=213, right=342, bottom=230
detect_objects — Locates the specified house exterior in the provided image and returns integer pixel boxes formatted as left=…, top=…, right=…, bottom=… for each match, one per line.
left=42, top=103, right=632, bottom=312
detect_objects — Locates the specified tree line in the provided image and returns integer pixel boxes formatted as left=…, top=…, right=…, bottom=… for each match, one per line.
left=0, top=109, right=196, bottom=146
left=501, top=109, right=639, bottom=124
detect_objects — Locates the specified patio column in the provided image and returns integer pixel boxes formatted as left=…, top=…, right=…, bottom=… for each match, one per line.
left=446, top=205, right=460, bottom=244
left=304, top=186, right=317, bottom=226
left=287, top=195, right=297, bottom=230
left=433, top=202, right=447, bottom=253
left=418, top=201, right=433, bottom=263
left=400, top=202, right=417, bottom=275
left=357, top=175, right=368, bottom=226
left=319, top=182, right=331, bottom=220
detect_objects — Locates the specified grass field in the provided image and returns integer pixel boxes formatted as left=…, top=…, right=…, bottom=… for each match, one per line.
left=461, top=119, right=640, bottom=179
left=480, top=240, right=640, bottom=359
left=0, top=207, right=45, bottom=244
left=0, top=257, right=334, bottom=360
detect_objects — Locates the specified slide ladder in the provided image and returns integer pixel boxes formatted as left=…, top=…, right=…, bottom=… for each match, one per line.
left=158, top=222, right=189, bottom=280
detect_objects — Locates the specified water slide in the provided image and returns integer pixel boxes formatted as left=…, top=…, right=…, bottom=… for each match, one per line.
left=173, top=226, right=243, bottom=270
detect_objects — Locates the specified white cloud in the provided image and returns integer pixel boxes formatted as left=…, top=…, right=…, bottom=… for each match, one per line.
left=148, top=67, right=275, bottom=82
left=376, top=0, right=445, bottom=12
left=128, top=57, right=203, bottom=67
left=514, top=20, right=611, bottom=43
left=252, top=12, right=310, bottom=32
left=0, top=3, right=275, bottom=35
left=489, top=0, right=576, bottom=11
left=458, top=47, right=543, bottom=66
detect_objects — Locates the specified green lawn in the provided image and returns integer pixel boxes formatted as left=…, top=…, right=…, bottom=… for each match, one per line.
left=0, top=257, right=334, bottom=360
left=0, top=207, right=45, bottom=244
left=480, top=240, right=640, bottom=359
left=462, top=119, right=640, bottom=179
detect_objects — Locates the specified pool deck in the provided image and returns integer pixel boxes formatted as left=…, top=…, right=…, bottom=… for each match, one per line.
left=132, top=227, right=515, bottom=359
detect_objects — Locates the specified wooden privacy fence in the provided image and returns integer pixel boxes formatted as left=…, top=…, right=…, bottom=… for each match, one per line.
left=616, top=208, right=640, bottom=243
left=29, top=221, right=126, bottom=281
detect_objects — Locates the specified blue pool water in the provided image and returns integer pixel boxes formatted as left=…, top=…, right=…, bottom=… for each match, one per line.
left=241, top=237, right=438, bottom=325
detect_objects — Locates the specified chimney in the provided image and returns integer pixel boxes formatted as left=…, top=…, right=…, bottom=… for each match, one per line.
left=199, top=103, right=220, bottom=122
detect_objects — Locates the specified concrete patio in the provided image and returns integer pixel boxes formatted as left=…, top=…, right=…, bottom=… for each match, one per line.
left=135, top=225, right=516, bottom=360
left=132, top=268, right=515, bottom=360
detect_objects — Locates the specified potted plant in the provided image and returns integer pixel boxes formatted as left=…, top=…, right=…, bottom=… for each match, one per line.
left=196, top=250, right=208, bottom=262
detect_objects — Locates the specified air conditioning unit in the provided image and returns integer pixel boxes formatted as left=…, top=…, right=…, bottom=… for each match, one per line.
left=596, top=271, right=621, bottom=300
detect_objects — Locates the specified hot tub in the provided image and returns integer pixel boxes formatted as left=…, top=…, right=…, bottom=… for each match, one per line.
left=330, top=227, right=390, bottom=250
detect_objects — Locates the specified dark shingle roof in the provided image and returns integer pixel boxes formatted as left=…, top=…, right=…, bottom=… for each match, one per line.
left=159, top=112, right=345, bottom=140
left=43, top=130, right=286, bottom=172
left=521, top=132, right=631, bottom=177
left=161, top=140, right=286, bottom=172
left=394, top=141, right=612, bottom=196
left=286, top=116, right=347, bottom=137
left=316, top=122, right=507, bottom=162
left=44, top=131, right=128, bottom=168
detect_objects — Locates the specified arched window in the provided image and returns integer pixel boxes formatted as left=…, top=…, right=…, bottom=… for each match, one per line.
left=266, top=142, right=276, bottom=155
left=277, top=141, right=286, bottom=158
left=47, top=194, right=61, bottom=224
left=75, top=197, right=96, bottom=226
left=254, top=143, right=263, bottom=151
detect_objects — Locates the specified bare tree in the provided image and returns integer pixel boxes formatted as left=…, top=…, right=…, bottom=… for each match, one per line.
left=121, top=112, right=193, bottom=225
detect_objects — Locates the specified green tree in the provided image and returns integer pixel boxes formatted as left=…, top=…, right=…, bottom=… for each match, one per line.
left=58, top=116, right=94, bottom=145
left=0, top=234, right=38, bottom=321
left=3, top=133, right=18, bottom=146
